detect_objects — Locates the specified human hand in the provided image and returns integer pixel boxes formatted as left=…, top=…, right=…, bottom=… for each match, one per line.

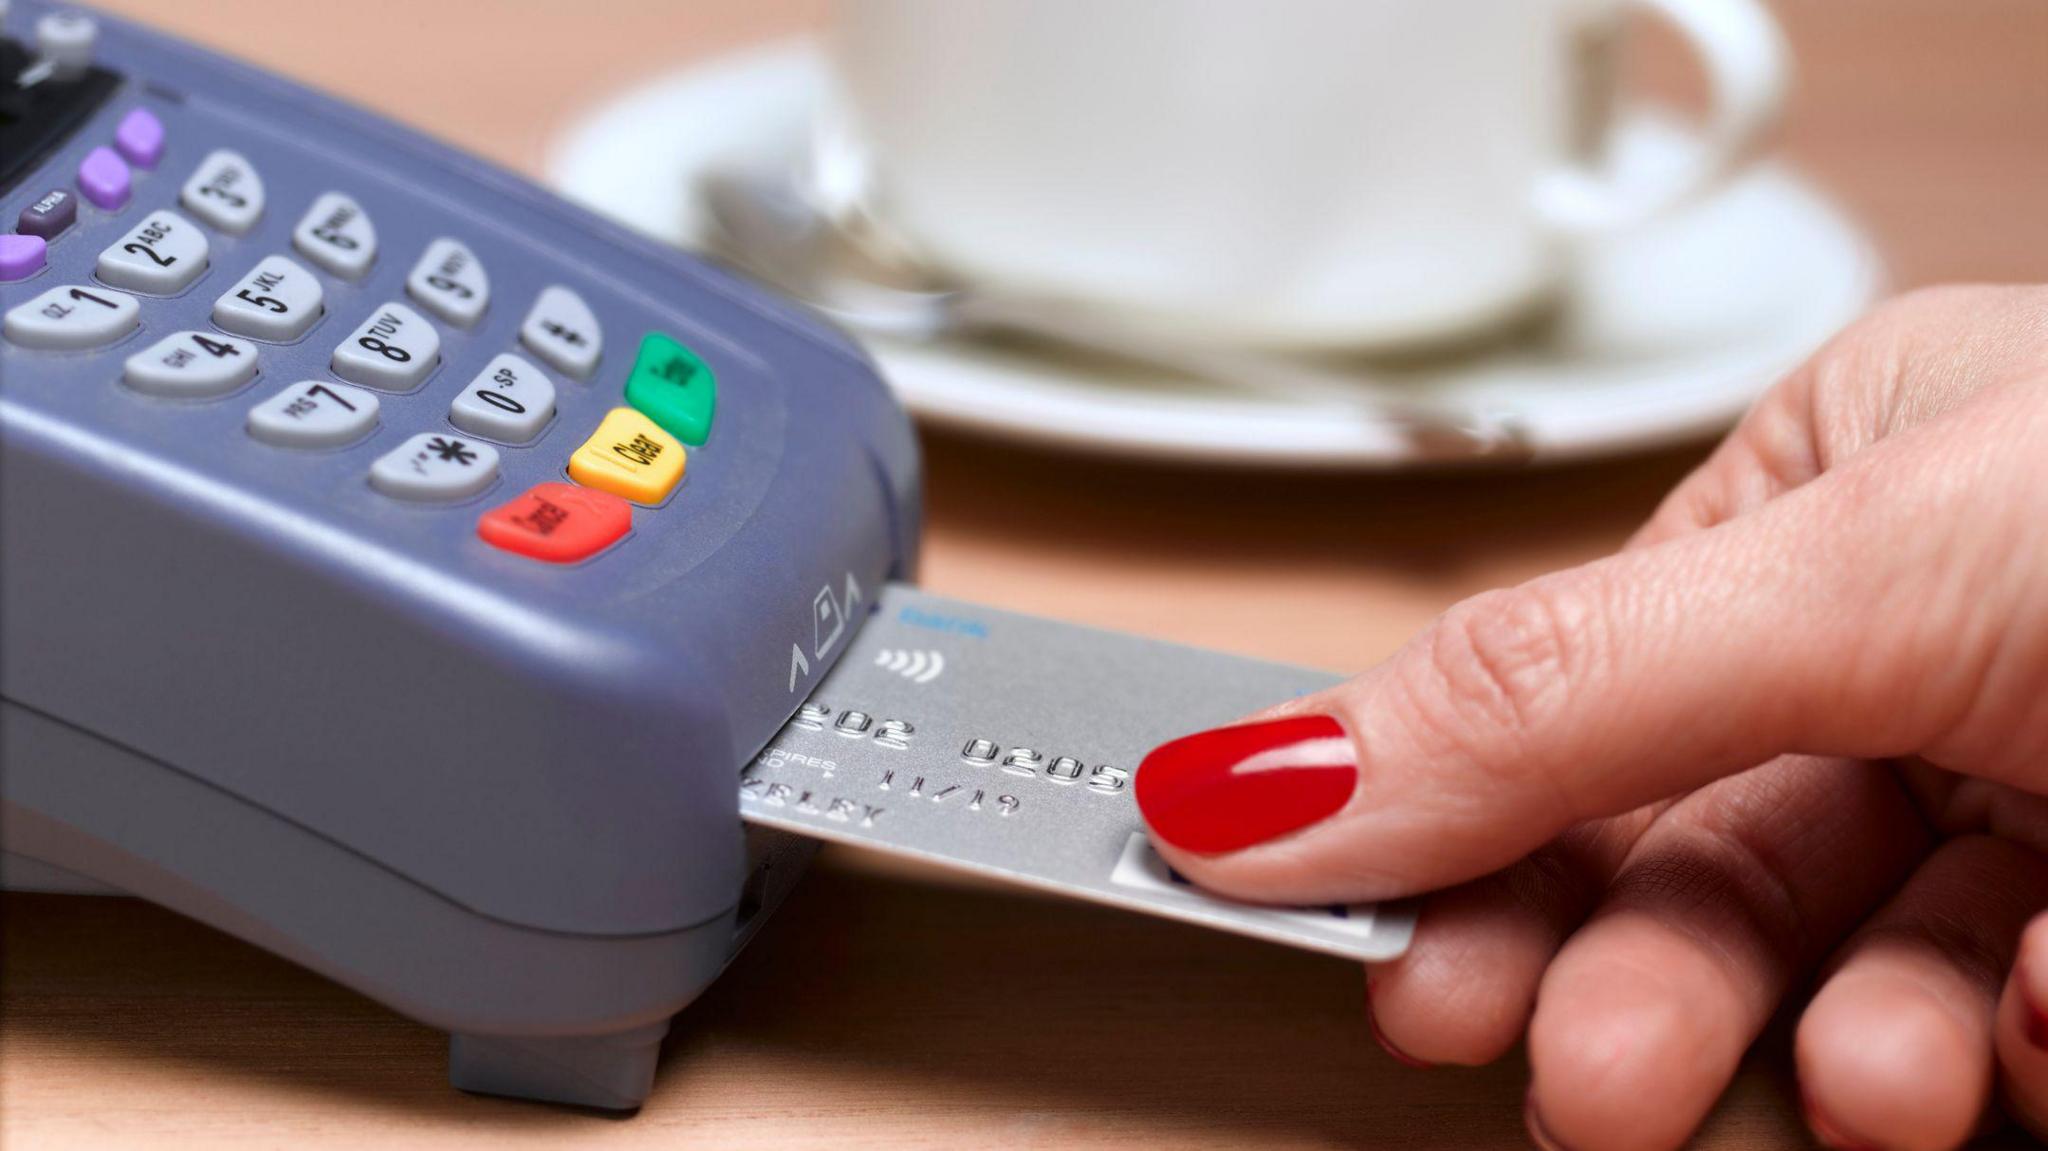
left=1134, top=286, right=2048, bottom=1150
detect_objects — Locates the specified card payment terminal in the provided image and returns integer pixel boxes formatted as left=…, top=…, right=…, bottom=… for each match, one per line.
left=0, top=1, right=921, bottom=1109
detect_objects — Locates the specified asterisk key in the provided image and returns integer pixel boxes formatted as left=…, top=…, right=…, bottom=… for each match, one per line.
left=426, top=436, right=477, bottom=466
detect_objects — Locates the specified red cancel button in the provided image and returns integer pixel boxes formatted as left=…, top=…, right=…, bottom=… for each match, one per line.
left=478, top=482, right=631, bottom=563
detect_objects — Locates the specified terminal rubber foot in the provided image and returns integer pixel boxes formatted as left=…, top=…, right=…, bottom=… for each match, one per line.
left=448, top=1019, right=671, bottom=1111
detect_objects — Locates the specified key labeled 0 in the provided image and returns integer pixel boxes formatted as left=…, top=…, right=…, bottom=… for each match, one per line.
left=960, top=739, right=1129, bottom=794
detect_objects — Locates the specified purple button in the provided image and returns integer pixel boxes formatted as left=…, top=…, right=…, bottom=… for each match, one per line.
left=0, top=234, right=48, bottom=282
left=77, top=146, right=131, bottom=211
left=114, top=107, right=165, bottom=169
left=18, top=188, right=77, bottom=239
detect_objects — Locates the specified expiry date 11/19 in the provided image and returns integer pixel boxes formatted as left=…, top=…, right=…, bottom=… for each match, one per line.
left=783, top=701, right=1132, bottom=795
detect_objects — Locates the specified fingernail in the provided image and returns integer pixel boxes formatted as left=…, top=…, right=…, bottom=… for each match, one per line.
left=1524, top=1090, right=1574, bottom=1151
left=2020, top=962, right=2048, bottom=1049
left=1135, top=715, right=1358, bottom=854
left=1801, top=1086, right=1882, bottom=1151
left=1368, top=1011, right=1434, bottom=1070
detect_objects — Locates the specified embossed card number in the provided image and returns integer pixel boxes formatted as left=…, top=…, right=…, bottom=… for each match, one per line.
left=783, top=702, right=1127, bottom=793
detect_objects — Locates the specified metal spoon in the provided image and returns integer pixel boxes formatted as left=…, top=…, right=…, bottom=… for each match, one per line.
left=695, top=168, right=1533, bottom=464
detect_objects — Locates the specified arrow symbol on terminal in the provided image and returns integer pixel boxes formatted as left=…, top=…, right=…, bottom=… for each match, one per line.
left=788, top=643, right=810, bottom=693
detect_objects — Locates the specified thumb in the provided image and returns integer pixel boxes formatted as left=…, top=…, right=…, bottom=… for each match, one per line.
left=1135, top=445, right=2008, bottom=905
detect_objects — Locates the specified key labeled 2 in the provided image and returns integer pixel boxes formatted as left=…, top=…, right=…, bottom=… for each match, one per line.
left=97, top=210, right=209, bottom=294
left=332, top=302, right=440, bottom=391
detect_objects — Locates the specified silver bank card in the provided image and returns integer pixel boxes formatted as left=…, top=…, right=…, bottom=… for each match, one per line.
left=743, top=584, right=1417, bottom=962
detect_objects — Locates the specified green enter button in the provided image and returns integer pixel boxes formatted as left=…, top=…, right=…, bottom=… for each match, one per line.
left=622, top=332, right=716, bottom=445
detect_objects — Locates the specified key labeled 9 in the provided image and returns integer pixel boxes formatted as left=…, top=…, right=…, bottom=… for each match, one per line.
left=961, top=739, right=1129, bottom=794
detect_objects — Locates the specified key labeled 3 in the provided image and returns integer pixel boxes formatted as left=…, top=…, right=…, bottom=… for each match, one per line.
left=97, top=209, right=209, bottom=294
left=333, top=302, right=439, bottom=391
left=180, top=149, right=265, bottom=234
left=124, top=330, right=257, bottom=398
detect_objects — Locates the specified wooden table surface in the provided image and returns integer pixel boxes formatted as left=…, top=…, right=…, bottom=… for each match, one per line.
left=8, top=3, right=2048, bottom=1147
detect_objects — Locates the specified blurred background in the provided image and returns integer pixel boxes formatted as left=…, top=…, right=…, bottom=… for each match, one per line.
left=9, top=3, right=2048, bottom=1148
left=61, top=0, right=2048, bottom=672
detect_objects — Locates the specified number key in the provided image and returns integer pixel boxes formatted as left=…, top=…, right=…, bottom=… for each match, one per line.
left=180, top=149, right=266, bottom=234
left=213, top=255, right=324, bottom=341
left=449, top=352, right=555, bottom=443
left=248, top=379, right=381, bottom=449
left=291, top=192, right=378, bottom=280
left=331, top=302, right=440, bottom=391
left=3, top=284, right=139, bottom=350
left=97, top=209, right=211, bottom=295
left=124, top=330, right=258, bottom=398
left=405, top=237, right=489, bottom=327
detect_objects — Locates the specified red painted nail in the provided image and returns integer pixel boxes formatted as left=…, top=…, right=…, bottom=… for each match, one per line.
left=2028, top=1008, right=2048, bottom=1051
left=2021, top=963, right=2048, bottom=1050
left=1801, top=1086, right=1882, bottom=1151
left=1135, top=715, right=1358, bottom=854
left=1524, top=1090, right=1573, bottom=1151
left=1368, top=1011, right=1434, bottom=1070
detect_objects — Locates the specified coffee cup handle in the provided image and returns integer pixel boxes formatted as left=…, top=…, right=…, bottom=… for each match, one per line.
left=1536, top=0, right=1791, bottom=233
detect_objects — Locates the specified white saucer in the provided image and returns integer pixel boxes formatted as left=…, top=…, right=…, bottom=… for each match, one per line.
left=550, top=41, right=1885, bottom=468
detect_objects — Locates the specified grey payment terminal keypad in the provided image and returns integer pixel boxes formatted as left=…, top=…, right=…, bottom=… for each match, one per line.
left=2, top=0, right=918, bottom=1116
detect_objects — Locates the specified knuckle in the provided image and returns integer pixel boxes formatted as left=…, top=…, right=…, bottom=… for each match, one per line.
left=1686, top=815, right=1812, bottom=965
left=1818, top=285, right=2048, bottom=429
left=1418, top=583, right=1595, bottom=763
left=1840, top=836, right=2047, bottom=994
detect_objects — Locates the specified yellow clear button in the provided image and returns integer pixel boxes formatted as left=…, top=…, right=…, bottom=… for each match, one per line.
left=568, top=407, right=686, bottom=504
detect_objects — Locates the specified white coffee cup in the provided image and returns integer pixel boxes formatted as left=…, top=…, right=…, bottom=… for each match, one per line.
left=821, top=0, right=1790, bottom=350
